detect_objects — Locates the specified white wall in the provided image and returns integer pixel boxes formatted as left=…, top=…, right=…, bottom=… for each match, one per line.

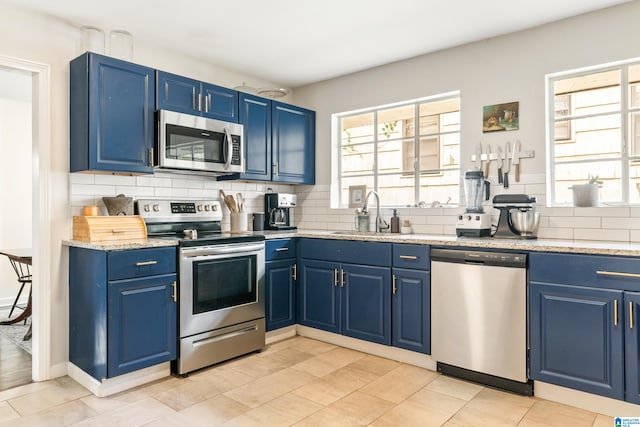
left=0, top=68, right=32, bottom=305
left=292, top=1, right=640, bottom=242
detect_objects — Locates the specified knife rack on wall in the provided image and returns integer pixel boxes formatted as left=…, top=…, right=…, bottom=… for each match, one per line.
left=470, top=149, right=535, bottom=164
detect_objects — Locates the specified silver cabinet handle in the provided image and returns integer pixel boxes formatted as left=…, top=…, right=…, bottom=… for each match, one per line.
left=614, top=299, right=619, bottom=326
left=341, top=269, right=345, bottom=287
left=631, top=301, right=634, bottom=330
left=334, top=268, right=339, bottom=287
left=292, top=264, right=297, bottom=281
left=275, top=247, right=289, bottom=252
left=399, top=255, right=418, bottom=260
left=205, top=93, right=210, bottom=113
left=392, top=275, right=397, bottom=294
left=136, top=260, right=158, bottom=267
left=172, top=281, right=177, bottom=302
left=197, top=93, right=202, bottom=112
left=149, top=148, right=154, bottom=166
left=597, top=270, right=640, bottom=279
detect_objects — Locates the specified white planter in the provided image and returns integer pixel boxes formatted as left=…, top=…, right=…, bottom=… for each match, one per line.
left=571, top=184, right=600, bottom=207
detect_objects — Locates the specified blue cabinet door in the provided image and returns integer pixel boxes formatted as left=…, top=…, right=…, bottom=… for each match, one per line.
left=392, top=268, right=430, bottom=354
left=342, top=264, right=391, bottom=345
left=625, top=291, right=640, bottom=404
left=202, top=83, right=238, bottom=122
left=266, top=259, right=296, bottom=331
left=272, top=102, right=315, bottom=184
left=156, top=71, right=200, bottom=115
left=530, top=282, right=624, bottom=400
left=239, top=94, right=272, bottom=180
left=298, top=259, right=340, bottom=333
left=70, top=52, right=155, bottom=174
left=107, top=274, right=177, bottom=378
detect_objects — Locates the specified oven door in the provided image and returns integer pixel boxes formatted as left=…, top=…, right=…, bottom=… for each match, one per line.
left=179, top=241, right=264, bottom=338
left=158, top=110, right=244, bottom=174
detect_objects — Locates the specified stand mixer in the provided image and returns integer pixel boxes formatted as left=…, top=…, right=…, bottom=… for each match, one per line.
left=492, top=194, right=539, bottom=239
left=456, top=170, right=492, bottom=237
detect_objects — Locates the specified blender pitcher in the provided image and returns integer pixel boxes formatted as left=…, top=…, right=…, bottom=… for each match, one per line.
left=463, top=170, right=490, bottom=213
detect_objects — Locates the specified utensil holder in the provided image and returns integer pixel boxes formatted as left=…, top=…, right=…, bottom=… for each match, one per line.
left=230, top=212, right=247, bottom=233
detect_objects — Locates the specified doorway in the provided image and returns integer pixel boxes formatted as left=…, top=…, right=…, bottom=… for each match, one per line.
left=0, top=55, right=51, bottom=387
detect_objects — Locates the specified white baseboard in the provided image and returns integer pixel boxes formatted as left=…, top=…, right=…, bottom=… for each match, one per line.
left=67, top=362, right=170, bottom=397
left=534, top=381, right=640, bottom=417
left=266, top=325, right=296, bottom=344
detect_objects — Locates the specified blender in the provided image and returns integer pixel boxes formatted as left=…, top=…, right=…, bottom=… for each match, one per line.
left=456, top=170, right=492, bottom=237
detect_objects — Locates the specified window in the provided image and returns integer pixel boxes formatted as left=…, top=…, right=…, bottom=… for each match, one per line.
left=335, top=92, right=460, bottom=208
left=548, top=59, right=640, bottom=205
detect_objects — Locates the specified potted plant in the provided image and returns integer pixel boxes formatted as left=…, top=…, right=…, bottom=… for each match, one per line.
left=570, top=174, right=603, bottom=207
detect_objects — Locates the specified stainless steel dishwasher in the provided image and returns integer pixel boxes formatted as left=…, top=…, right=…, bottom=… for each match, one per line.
left=431, top=248, right=532, bottom=395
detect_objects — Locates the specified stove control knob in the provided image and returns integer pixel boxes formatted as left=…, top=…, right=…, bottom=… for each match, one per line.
left=458, top=215, right=463, bottom=220
left=153, top=204, right=160, bottom=212
left=143, top=204, right=150, bottom=212
left=475, top=215, right=480, bottom=221
left=211, top=204, right=218, bottom=211
left=197, top=205, right=203, bottom=212
left=204, top=205, right=210, bottom=211
left=467, top=215, right=472, bottom=221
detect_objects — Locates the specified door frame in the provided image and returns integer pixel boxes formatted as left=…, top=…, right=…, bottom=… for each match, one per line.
left=0, top=55, right=51, bottom=381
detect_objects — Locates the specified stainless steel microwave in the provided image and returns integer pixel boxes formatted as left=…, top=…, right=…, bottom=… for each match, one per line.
left=156, top=110, right=244, bottom=174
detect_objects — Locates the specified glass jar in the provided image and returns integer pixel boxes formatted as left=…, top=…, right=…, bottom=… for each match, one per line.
left=80, top=26, right=105, bottom=54
left=109, top=30, right=133, bottom=61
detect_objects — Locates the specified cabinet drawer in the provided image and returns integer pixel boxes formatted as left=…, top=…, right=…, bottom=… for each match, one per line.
left=108, top=247, right=176, bottom=281
left=392, top=244, right=430, bottom=270
left=530, top=252, right=640, bottom=291
left=266, top=239, right=296, bottom=261
left=299, top=238, right=391, bottom=267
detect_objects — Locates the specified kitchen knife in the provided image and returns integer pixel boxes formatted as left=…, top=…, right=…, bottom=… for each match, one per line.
left=503, top=141, right=511, bottom=189
left=484, top=144, right=491, bottom=178
left=496, top=145, right=503, bottom=184
left=476, top=142, right=482, bottom=170
left=513, top=140, right=521, bottom=182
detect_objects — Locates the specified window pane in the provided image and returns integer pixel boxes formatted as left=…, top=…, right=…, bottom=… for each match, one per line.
left=378, top=105, right=413, bottom=139
left=554, top=161, right=620, bottom=204
left=378, top=173, right=415, bottom=207
left=420, top=99, right=460, bottom=134
left=419, top=136, right=440, bottom=171
left=378, top=139, right=406, bottom=174
left=631, top=112, right=640, bottom=157
left=419, top=169, right=460, bottom=206
left=630, top=65, right=640, bottom=108
left=341, top=113, right=374, bottom=145
left=554, top=114, right=621, bottom=161
left=342, top=143, right=374, bottom=176
left=554, top=70, right=620, bottom=119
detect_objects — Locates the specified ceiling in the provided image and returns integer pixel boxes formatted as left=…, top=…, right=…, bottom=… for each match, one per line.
left=1, top=0, right=631, bottom=88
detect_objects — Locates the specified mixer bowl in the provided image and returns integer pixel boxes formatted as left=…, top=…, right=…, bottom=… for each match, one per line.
left=509, top=210, right=540, bottom=236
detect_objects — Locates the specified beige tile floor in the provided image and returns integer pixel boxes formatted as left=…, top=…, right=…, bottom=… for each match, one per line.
left=0, top=336, right=616, bottom=426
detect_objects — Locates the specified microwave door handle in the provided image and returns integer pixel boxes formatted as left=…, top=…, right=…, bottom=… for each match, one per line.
left=223, top=127, right=233, bottom=170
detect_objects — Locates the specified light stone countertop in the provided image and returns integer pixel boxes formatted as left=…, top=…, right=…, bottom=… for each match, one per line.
left=63, top=230, right=640, bottom=257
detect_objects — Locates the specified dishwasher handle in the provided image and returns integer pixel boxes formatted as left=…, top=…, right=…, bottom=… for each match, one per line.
left=431, top=248, right=527, bottom=268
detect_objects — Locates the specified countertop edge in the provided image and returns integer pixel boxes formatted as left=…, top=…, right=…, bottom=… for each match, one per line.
left=62, top=239, right=179, bottom=250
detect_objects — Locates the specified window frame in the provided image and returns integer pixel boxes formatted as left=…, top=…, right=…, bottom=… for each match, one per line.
left=546, top=58, right=640, bottom=206
left=332, top=91, right=461, bottom=209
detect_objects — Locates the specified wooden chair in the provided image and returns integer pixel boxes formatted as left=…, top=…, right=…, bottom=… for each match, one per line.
left=7, top=257, right=31, bottom=323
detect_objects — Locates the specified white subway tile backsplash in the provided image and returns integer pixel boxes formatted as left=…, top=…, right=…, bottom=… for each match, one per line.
left=574, top=207, right=631, bottom=217
left=574, top=228, right=629, bottom=242
left=537, top=227, right=574, bottom=240
left=602, top=217, right=640, bottom=230
left=94, top=174, right=136, bottom=186
left=548, top=216, right=601, bottom=229
left=70, top=173, right=95, bottom=184
left=72, top=184, right=116, bottom=196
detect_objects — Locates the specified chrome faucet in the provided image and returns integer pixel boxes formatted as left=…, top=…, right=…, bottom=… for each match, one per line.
left=361, top=191, right=389, bottom=232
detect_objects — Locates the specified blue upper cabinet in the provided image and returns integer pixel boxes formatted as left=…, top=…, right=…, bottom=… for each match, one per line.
left=156, top=71, right=238, bottom=122
left=70, top=52, right=155, bottom=174
left=272, top=101, right=315, bottom=184
left=239, top=93, right=272, bottom=181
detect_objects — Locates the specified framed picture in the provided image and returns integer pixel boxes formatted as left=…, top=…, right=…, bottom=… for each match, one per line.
left=349, top=185, right=366, bottom=208
left=483, top=101, right=519, bottom=132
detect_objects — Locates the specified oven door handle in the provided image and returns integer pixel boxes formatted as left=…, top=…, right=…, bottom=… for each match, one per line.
left=181, top=243, right=265, bottom=257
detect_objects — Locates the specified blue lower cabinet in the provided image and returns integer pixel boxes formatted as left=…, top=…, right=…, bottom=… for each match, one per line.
left=625, top=292, right=640, bottom=404
left=298, top=258, right=391, bottom=345
left=265, top=259, right=296, bottom=331
left=530, top=282, right=624, bottom=400
left=342, top=264, right=391, bottom=345
left=69, top=246, right=177, bottom=380
left=298, top=259, right=341, bottom=333
left=392, top=268, right=430, bottom=354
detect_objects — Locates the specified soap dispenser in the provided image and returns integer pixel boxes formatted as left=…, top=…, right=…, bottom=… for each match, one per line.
left=391, top=209, right=400, bottom=233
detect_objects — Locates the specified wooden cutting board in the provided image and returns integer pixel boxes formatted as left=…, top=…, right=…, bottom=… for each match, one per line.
left=73, top=215, right=147, bottom=242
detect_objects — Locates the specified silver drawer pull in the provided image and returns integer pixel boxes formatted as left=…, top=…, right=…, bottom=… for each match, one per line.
left=399, top=255, right=418, bottom=260
left=136, top=260, right=158, bottom=267
left=275, top=247, right=289, bottom=252
left=596, top=270, right=640, bottom=279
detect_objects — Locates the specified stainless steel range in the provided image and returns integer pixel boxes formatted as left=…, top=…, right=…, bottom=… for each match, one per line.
left=136, top=199, right=265, bottom=376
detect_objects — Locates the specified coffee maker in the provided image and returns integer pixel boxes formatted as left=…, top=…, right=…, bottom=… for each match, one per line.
left=265, top=193, right=297, bottom=230
left=456, top=170, right=492, bottom=237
